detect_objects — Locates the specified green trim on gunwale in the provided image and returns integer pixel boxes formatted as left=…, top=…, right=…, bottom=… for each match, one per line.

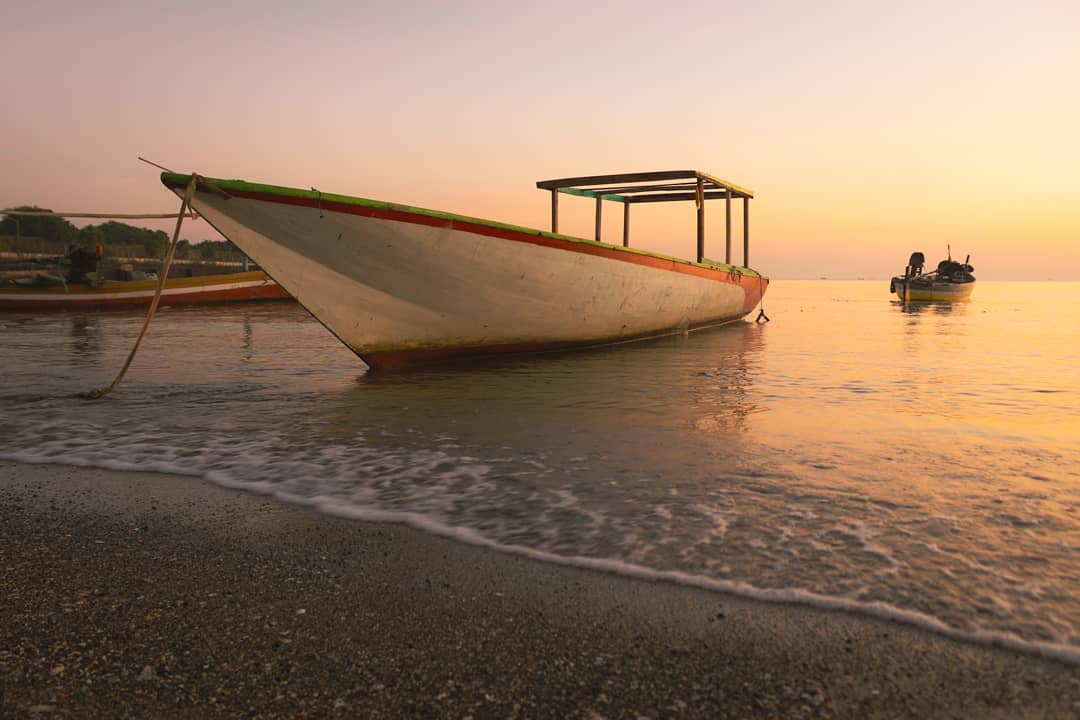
left=556, top=187, right=629, bottom=203
left=161, top=172, right=766, bottom=279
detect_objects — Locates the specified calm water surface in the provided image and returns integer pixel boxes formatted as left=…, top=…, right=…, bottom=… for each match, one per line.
left=1, top=281, right=1077, bottom=662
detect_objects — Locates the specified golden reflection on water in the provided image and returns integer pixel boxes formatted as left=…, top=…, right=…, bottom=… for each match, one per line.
left=748, top=281, right=1080, bottom=453
left=690, top=322, right=765, bottom=435
left=21, top=282, right=1080, bottom=460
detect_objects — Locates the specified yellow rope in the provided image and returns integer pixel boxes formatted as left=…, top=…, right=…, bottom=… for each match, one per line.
left=82, top=175, right=198, bottom=400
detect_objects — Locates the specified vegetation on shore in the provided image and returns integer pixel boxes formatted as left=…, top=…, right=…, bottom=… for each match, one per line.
left=0, top=207, right=244, bottom=261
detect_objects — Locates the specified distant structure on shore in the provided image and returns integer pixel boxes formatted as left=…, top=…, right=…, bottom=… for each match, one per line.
left=0, top=206, right=241, bottom=263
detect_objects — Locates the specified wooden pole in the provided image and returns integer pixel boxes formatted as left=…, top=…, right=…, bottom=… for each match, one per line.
left=725, top=189, right=732, bottom=264
left=695, top=179, right=704, bottom=263
left=623, top=202, right=630, bottom=247
left=743, top=197, right=750, bottom=267
left=594, top=196, right=602, bottom=243
left=550, top=190, right=558, bottom=233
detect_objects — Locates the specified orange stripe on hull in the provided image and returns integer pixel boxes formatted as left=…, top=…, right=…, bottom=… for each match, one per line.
left=217, top=188, right=764, bottom=286
left=737, top=273, right=768, bottom=314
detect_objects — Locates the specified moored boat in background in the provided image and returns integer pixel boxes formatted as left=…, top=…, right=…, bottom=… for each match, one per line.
left=890, top=249, right=975, bottom=302
left=0, top=269, right=290, bottom=311
left=162, top=169, right=769, bottom=369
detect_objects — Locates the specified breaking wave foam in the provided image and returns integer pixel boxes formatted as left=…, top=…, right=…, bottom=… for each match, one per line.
left=3, top=439, right=1077, bottom=668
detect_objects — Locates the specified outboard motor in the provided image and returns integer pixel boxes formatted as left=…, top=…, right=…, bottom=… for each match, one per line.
left=907, top=252, right=925, bottom=276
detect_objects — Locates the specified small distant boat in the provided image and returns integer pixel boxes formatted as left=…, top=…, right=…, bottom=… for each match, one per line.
left=161, top=169, right=769, bottom=369
left=890, top=250, right=975, bottom=302
left=0, top=270, right=290, bottom=311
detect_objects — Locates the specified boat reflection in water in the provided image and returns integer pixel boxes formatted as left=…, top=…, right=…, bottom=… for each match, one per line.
left=318, top=320, right=767, bottom=462
left=897, top=300, right=970, bottom=316
left=68, top=316, right=104, bottom=359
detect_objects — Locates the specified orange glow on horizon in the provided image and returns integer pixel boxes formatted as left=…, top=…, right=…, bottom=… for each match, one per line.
left=1, top=2, right=1077, bottom=280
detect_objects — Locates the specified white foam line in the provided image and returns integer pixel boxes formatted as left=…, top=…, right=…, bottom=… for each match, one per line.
left=5, top=455, right=1078, bottom=667
left=253, top=488, right=1080, bottom=668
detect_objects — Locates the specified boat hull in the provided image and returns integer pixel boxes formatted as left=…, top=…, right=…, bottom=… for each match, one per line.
left=891, top=278, right=975, bottom=302
left=164, top=175, right=768, bottom=369
left=0, top=271, right=290, bottom=311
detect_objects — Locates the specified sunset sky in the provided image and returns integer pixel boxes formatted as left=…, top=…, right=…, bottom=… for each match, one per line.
left=2, top=1, right=1077, bottom=279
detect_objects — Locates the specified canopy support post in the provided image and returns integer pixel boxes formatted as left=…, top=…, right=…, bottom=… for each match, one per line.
left=725, top=188, right=732, bottom=264
left=622, top=202, right=630, bottom=247
left=594, top=197, right=602, bottom=242
left=743, top=198, right=750, bottom=268
left=550, top=190, right=559, bottom=233
left=696, top=177, right=705, bottom=263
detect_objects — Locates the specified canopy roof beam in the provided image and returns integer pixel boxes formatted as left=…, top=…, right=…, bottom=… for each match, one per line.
left=626, top=191, right=736, bottom=204
left=536, top=170, right=754, bottom=267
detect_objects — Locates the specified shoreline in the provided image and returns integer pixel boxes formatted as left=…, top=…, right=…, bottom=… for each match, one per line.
left=2, top=460, right=1077, bottom=718
left=272, top=490, right=1079, bottom=668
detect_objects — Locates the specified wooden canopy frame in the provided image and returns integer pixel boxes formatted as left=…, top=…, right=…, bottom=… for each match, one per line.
left=536, top=170, right=754, bottom=267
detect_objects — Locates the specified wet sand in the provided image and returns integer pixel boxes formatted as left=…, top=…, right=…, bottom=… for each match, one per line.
left=1, top=461, right=1077, bottom=719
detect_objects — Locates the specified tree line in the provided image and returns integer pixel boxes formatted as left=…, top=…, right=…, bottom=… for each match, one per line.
left=0, top=206, right=245, bottom=261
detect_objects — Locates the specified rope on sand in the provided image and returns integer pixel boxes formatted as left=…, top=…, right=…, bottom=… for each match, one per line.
left=81, top=175, right=198, bottom=400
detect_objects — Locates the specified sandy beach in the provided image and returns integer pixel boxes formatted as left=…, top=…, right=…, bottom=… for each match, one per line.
left=1, top=460, right=1076, bottom=719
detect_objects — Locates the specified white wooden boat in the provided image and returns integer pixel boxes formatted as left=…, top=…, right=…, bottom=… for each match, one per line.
left=162, top=170, right=769, bottom=369
left=890, top=251, right=975, bottom=302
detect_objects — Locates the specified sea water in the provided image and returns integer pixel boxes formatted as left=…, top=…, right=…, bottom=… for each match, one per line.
left=1, top=281, right=1077, bottom=663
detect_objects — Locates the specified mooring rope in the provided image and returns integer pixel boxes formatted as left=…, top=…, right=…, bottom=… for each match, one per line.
left=755, top=272, right=770, bottom=324
left=81, top=175, right=198, bottom=400
left=3, top=159, right=193, bottom=221
left=2, top=209, right=197, bottom=220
